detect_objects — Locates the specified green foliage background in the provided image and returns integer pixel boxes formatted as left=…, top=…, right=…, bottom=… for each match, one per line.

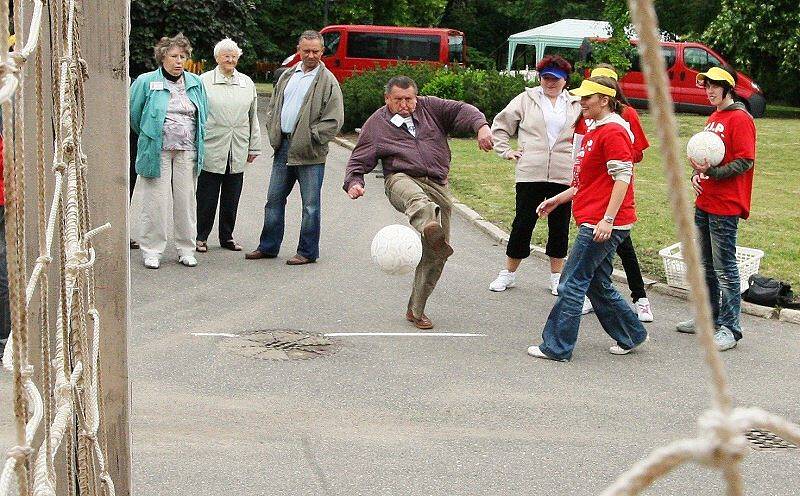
left=129, top=0, right=800, bottom=105
left=129, top=0, right=257, bottom=76
left=703, top=0, right=800, bottom=105
left=340, top=64, right=530, bottom=132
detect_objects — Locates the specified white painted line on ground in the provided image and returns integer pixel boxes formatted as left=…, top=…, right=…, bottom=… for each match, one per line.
left=191, top=332, right=239, bottom=338
left=324, top=332, right=486, bottom=337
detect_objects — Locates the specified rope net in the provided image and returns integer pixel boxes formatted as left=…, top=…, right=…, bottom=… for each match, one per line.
left=0, top=0, right=796, bottom=495
left=0, top=0, right=116, bottom=495
left=601, top=0, right=800, bottom=494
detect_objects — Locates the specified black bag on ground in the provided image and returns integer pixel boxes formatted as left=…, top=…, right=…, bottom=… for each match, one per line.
left=742, top=274, right=794, bottom=307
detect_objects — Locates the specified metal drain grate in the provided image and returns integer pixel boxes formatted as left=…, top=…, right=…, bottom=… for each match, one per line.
left=220, top=329, right=340, bottom=361
left=745, top=429, right=798, bottom=451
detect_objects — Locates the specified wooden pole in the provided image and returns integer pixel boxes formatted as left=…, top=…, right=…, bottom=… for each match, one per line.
left=20, top=0, right=134, bottom=493
left=19, top=1, right=129, bottom=493
left=77, top=1, right=132, bottom=494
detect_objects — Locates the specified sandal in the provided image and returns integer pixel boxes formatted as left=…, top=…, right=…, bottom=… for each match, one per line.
left=221, top=240, right=243, bottom=251
left=195, top=240, right=208, bottom=253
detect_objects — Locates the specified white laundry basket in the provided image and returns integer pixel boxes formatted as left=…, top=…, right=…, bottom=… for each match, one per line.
left=658, top=242, right=764, bottom=293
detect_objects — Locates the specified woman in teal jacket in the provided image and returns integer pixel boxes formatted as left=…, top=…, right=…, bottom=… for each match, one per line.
left=130, top=33, right=208, bottom=269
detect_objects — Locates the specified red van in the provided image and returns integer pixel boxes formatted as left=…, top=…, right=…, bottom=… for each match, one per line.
left=275, top=25, right=467, bottom=83
left=584, top=40, right=766, bottom=117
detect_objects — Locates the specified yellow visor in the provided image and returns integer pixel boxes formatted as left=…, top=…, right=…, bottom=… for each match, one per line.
left=590, top=67, right=618, bottom=80
left=696, top=66, right=734, bottom=87
left=570, top=79, right=617, bottom=98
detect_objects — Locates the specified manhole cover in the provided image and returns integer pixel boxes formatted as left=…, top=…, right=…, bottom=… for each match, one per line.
left=220, top=329, right=340, bottom=361
left=745, top=429, right=798, bottom=451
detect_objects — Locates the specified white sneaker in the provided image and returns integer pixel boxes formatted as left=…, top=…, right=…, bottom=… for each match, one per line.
left=714, top=326, right=737, bottom=352
left=489, top=269, right=516, bottom=292
left=178, top=255, right=198, bottom=267
left=549, top=272, right=561, bottom=295
left=527, top=345, right=568, bottom=362
left=635, top=298, right=654, bottom=322
left=609, top=334, right=650, bottom=355
left=143, top=256, right=160, bottom=269
left=581, top=297, right=594, bottom=315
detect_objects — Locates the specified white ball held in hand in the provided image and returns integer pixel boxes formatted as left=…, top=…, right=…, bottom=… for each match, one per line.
left=686, top=131, right=725, bottom=167
left=371, top=224, right=423, bottom=275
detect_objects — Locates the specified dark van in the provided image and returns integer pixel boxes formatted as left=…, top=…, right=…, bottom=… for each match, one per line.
left=276, top=25, right=466, bottom=83
left=584, top=40, right=766, bottom=117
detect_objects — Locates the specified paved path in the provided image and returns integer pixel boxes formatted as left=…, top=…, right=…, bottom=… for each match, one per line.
left=3, top=113, right=800, bottom=495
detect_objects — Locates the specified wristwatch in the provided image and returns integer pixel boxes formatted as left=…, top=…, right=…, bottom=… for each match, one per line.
left=602, top=215, right=615, bottom=224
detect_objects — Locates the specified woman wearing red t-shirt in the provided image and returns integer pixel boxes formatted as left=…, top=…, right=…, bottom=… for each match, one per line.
left=574, top=65, right=653, bottom=323
left=676, top=66, right=756, bottom=352
left=527, top=77, right=648, bottom=362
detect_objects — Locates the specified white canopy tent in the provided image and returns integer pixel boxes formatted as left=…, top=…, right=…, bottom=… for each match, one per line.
left=506, top=19, right=612, bottom=71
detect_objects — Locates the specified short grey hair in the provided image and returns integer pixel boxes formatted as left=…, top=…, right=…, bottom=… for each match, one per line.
left=153, top=33, right=192, bottom=65
left=214, top=38, right=243, bottom=58
left=298, top=30, right=323, bottom=45
left=385, top=76, right=418, bottom=95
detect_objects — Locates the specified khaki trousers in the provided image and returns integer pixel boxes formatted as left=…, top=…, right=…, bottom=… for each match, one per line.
left=384, top=173, right=452, bottom=318
left=138, top=150, right=198, bottom=259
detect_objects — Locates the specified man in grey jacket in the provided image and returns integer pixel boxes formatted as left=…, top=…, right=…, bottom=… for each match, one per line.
left=344, top=76, right=493, bottom=329
left=246, top=30, right=344, bottom=264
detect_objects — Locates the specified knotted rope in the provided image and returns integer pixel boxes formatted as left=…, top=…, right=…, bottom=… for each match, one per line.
left=0, top=0, right=117, bottom=495
left=600, top=1, right=800, bottom=494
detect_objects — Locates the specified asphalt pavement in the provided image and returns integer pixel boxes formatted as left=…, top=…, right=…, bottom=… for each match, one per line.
left=2, top=108, right=799, bottom=495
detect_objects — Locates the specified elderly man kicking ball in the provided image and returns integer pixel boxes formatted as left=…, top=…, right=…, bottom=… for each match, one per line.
left=344, top=75, right=492, bottom=329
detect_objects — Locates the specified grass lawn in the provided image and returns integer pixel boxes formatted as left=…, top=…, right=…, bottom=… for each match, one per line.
left=448, top=113, right=800, bottom=289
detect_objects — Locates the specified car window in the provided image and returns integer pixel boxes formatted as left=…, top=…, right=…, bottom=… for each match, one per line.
left=662, top=47, right=676, bottom=69
left=684, top=47, right=721, bottom=73
left=347, top=33, right=440, bottom=61
left=322, top=32, right=340, bottom=57
left=628, top=46, right=675, bottom=72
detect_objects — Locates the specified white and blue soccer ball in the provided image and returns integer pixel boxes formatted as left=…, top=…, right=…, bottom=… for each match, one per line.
left=371, top=224, right=422, bottom=275
left=686, top=131, right=725, bottom=167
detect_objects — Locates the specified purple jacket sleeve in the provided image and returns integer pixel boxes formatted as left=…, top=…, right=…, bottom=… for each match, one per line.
left=343, top=121, right=379, bottom=191
left=424, top=96, right=488, bottom=136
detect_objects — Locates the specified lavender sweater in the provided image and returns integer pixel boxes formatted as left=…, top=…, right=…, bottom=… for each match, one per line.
left=343, top=96, right=488, bottom=191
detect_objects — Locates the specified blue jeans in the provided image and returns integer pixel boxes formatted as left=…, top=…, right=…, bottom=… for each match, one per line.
left=257, top=139, right=325, bottom=260
left=539, top=226, right=648, bottom=361
left=695, top=208, right=742, bottom=339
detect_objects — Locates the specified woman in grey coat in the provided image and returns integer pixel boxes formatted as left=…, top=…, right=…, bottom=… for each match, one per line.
left=196, top=38, right=262, bottom=252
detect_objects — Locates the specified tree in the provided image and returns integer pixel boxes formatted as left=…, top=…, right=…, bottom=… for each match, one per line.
left=703, top=0, right=800, bottom=104
left=587, top=0, right=634, bottom=76
left=130, top=0, right=257, bottom=76
left=440, top=0, right=604, bottom=69
left=653, top=0, right=720, bottom=38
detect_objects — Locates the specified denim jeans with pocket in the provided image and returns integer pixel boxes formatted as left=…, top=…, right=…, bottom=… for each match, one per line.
left=539, top=226, right=648, bottom=361
left=695, top=207, right=742, bottom=340
left=257, top=138, right=325, bottom=260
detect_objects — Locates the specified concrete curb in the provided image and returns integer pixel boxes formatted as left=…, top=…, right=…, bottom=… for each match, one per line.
left=332, top=135, right=795, bottom=326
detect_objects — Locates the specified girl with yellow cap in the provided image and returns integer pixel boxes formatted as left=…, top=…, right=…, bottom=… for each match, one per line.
left=675, top=66, right=756, bottom=352
left=527, top=76, right=648, bottom=362
left=574, top=64, right=653, bottom=322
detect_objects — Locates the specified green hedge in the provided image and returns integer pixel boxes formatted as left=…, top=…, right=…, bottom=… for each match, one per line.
left=340, top=63, right=440, bottom=132
left=341, top=64, right=532, bottom=132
